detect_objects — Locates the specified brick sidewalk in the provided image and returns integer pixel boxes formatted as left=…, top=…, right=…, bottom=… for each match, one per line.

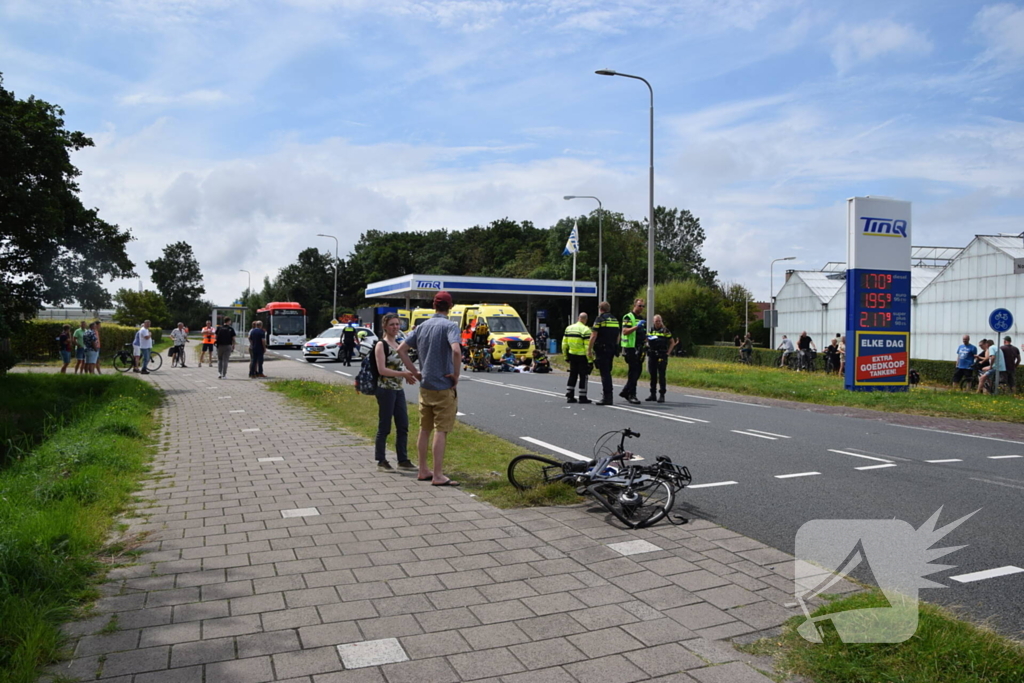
left=47, top=358, right=834, bottom=682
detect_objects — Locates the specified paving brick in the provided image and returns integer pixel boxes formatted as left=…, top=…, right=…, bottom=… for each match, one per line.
left=230, top=592, right=286, bottom=615
left=262, top=606, right=322, bottom=631
left=427, top=587, right=489, bottom=610
left=237, top=629, right=303, bottom=658
left=319, top=600, right=379, bottom=623
left=625, top=642, right=705, bottom=676
left=623, top=618, right=697, bottom=646
left=298, top=621, right=362, bottom=648
left=564, top=654, right=649, bottom=683
left=665, top=603, right=736, bottom=631
left=460, top=622, right=531, bottom=649
left=139, top=621, right=202, bottom=648
left=670, top=570, right=733, bottom=592
left=688, top=661, right=776, bottom=683
left=133, top=665, right=202, bottom=683
left=448, top=647, right=525, bottom=680
left=520, top=592, right=586, bottom=616
left=202, top=613, right=263, bottom=638
left=381, top=656, right=460, bottom=683
left=399, top=630, right=474, bottom=659
left=693, top=584, right=764, bottom=610
left=273, top=645, right=343, bottom=678
left=170, top=636, right=235, bottom=667
left=501, top=667, right=578, bottom=683
left=508, top=637, right=587, bottom=669
left=358, top=614, right=423, bottom=640
left=414, top=606, right=482, bottom=633
left=468, top=599, right=536, bottom=624
left=567, top=626, right=645, bottom=658
left=100, top=645, right=170, bottom=677
left=204, top=655, right=275, bottom=682
left=74, top=629, right=140, bottom=656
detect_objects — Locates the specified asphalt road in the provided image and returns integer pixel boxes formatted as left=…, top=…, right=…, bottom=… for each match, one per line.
left=275, top=348, right=1024, bottom=637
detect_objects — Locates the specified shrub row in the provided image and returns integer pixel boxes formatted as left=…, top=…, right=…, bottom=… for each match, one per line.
left=9, top=321, right=163, bottom=362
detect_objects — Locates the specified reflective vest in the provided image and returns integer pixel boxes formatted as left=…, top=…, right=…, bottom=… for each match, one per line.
left=202, top=326, right=215, bottom=344
left=592, top=313, right=620, bottom=354
left=621, top=311, right=642, bottom=348
left=647, top=326, right=673, bottom=356
left=562, top=322, right=592, bottom=357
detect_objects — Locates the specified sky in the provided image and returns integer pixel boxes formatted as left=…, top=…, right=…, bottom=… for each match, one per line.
left=3, top=0, right=1023, bottom=305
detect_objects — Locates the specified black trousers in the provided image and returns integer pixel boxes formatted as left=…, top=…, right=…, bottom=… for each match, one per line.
left=622, top=348, right=642, bottom=397
left=249, top=349, right=264, bottom=376
left=595, top=353, right=614, bottom=401
left=342, top=342, right=355, bottom=365
left=566, top=355, right=589, bottom=398
left=648, top=354, right=667, bottom=395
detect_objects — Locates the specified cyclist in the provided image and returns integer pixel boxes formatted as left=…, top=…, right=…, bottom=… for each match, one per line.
left=739, top=333, right=753, bottom=364
left=777, top=335, right=795, bottom=368
left=171, top=322, right=189, bottom=368
left=797, top=331, right=816, bottom=371
left=200, top=320, right=216, bottom=367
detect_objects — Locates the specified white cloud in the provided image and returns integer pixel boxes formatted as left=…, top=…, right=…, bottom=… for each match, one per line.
left=972, top=3, right=1024, bottom=64
left=119, top=89, right=231, bottom=106
left=829, top=19, right=932, bottom=73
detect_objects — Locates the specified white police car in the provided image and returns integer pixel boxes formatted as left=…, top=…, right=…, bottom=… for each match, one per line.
left=302, top=325, right=378, bottom=363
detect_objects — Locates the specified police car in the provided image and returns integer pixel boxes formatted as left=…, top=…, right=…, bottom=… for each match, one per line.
left=302, top=325, right=378, bottom=363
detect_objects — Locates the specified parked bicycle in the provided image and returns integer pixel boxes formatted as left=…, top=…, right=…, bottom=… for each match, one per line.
left=112, top=343, right=162, bottom=373
left=507, top=428, right=692, bottom=529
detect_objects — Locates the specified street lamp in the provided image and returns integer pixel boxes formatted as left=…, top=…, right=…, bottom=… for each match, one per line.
left=563, top=195, right=604, bottom=303
left=239, top=269, right=250, bottom=297
left=769, top=256, right=796, bottom=350
left=317, top=233, right=339, bottom=322
left=596, top=68, right=655, bottom=318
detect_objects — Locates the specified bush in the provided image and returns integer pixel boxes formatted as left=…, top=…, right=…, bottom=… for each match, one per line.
left=9, top=321, right=162, bottom=362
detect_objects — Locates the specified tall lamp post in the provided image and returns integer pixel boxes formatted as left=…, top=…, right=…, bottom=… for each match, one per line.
left=563, top=195, right=603, bottom=303
left=769, top=256, right=795, bottom=350
left=317, top=233, right=339, bottom=322
left=239, top=269, right=250, bottom=297
left=596, top=68, right=655, bottom=318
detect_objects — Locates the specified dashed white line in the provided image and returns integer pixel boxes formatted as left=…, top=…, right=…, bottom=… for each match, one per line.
left=614, top=404, right=709, bottom=423
left=732, top=430, right=777, bottom=440
left=855, top=463, right=897, bottom=471
left=775, top=472, right=821, bottom=479
left=989, top=455, right=1023, bottom=459
left=949, top=566, right=1024, bottom=583
left=747, top=429, right=791, bottom=439
left=925, top=459, right=963, bottom=463
left=688, top=481, right=739, bottom=489
left=889, top=424, right=1024, bottom=446
left=456, top=412, right=466, bottom=416
left=608, top=405, right=701, bottom=425
left=829, top=449, right=893, bottom=463
left=519, top=436, right=589, bottom=461
left=335, top=371, right=351, bottom=377
left=684, top=394, right=767, bottom=408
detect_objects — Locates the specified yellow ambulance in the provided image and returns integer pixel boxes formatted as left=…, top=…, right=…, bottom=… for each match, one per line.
left=447, top=304, right=534, bottom=360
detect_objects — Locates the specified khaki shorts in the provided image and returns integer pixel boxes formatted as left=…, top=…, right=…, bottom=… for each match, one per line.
left=419, top=388, right=458, bottom=433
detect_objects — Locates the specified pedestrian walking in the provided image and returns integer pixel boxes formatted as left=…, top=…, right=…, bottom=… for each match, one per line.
left=73, top=320, right=87, bottom=374
left=839, top=335, right=847, bottom=374
left=952, top=334, right=977, bottom=388
left=57, top=324, right=73, bottom=373
left=171, top=322, right=189, bottom=367
left=1000, top=336, right=1019, bottom=394
left=645, top=315, right=677, bottom=402
left=562, top=312, right=592, bottom=404
left=248, top=321, right=268, bottom=378
left=341, top=324, right=357, bottom=366
left=83, top=322, right=99, bottom=374
left=137, top=320, right=154, bottom=374
left=619, top=298, right=646, bottom=404
left=374, top=313, right=418, bottom=472
left=215, top=318, right=236, bottom=379
left=199, top=320, right=216, bottom=367
left=397, top=291, right=461, bottom=486
left=588, top=301, right=621, bottom=405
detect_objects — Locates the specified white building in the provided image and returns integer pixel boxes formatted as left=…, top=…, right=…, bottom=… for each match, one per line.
left=774, top=236, right=1023, bottom=360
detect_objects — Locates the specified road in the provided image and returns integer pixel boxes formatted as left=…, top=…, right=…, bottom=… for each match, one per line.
left=274, top=348, right=1024, bottom=637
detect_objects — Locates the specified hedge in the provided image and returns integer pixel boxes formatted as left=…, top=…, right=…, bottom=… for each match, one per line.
left=693, top=345, right=1023, bottom=386
left=9, top=321, right=163, bottom=362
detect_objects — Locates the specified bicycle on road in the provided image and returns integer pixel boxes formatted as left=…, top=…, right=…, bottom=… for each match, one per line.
left=507, top=428, right=692, bottom=529
left=112, top=343, right=162, bottom=373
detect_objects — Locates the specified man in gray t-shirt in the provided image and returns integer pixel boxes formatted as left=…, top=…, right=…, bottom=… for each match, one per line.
left=398, top=291, right=462, bottom=486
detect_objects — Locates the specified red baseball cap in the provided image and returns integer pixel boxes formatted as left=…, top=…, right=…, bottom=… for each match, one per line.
left=433, top=291, right=453, bottom=307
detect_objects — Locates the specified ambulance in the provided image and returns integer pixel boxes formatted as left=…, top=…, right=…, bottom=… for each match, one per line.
left=447, top=304, right=534, bottom=360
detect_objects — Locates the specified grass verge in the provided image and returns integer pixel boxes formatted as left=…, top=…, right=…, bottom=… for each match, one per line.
left=267, top=379, right=579, bottom=508
left=742, top=590, right=1024, bottom=683
left=0, top=374, right=162, bottom=683
left=551, top=355, right=1023, bottom=423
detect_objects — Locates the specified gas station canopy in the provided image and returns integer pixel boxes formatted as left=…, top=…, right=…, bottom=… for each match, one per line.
left=365, top=274, right=597, bottom=303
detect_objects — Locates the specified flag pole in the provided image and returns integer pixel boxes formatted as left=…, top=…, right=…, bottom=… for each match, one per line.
left=571, top=250, right=577, bottom=323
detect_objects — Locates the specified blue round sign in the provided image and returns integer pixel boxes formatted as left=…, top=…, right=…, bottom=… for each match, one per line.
left=989, top=308, right=1014, bottom=333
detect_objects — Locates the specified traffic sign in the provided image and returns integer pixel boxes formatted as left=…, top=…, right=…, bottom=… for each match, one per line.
left=989, top=308, right=1013, bottom=333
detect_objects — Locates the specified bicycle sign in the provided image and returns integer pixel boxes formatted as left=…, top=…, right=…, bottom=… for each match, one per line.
left=989, top=308, right=1013, bottom=333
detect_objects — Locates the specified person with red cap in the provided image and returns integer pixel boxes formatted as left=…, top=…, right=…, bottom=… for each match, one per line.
left=397, top=291, right=462, bottom=486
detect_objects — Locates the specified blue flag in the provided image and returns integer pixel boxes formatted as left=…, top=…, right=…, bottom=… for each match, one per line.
left=563, top=221, right=580, bottom=255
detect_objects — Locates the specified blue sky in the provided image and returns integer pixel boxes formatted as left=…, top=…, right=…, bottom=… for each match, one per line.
left=3, top=0, right=1023, bottom=305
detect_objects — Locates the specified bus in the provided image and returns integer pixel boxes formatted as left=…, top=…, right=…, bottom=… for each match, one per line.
left=256, top=302, right=307, bottom=348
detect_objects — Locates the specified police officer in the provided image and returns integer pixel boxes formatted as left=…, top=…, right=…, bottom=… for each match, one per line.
left=645, top=314, right=677, bottom=403
left=588, top=301, right=621, bottom=405
left=562, top=312, right=592, bottom=404
left=341, top=324, right=357, bottom=366
left=619, top=298, right=646, bottom=404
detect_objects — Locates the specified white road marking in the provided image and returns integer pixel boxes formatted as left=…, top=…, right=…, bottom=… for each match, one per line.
left=229, top=410, right=245, bottom=413
left=889, top=424, right=1024, bottom=446
left=241, top=428, right=261, bottom=433
left=989, top=455, right=1023, bottom=459
left=970, top=477, right=1024, bottom=491
left=747, top=429, right=791, bottom=439
left=456, top=412, right=466, bottom=416
left=775, top=472, right=820, bottom=479
left=949, top=566, right=1024, bottom=583
left=607, top=405, right=699, bottom=425
left=732, top=430, right=777, bottom=440
left=335, top=371, right=351, bottom=376
left=616, top=404, right=709, bottom=423
left=258, top=457, right=284, bottom=462
left=472, top=378, right=560, bottom=398
left=855, top=463, right=897, bottom=470
left=684, top=394, right=767, bottom=408
left=218, top=396, right=231, bottom=399
left=520, top=436, right=589, bottom=461
left=829, top=449, right=893, bottom=463
left=688, top=481, right=739, bottom=489
left=925, top=459, right=963, bottom=463
left=281, top=507, right=319, bottom=518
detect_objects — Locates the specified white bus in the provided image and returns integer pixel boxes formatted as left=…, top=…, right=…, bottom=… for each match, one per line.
left=256, top=302, right=307, bottom=348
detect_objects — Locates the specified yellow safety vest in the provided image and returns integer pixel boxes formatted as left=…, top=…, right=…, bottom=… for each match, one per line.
left=562, top=322, right=592, bottom=357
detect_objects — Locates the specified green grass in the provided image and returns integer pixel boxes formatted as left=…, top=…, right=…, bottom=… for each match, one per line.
left=0, top=374, right=161, bottom=683
left=552, top=355, right=1024, bottom=423
left=742, top=591, right=1024, bottom=683
left=267, top=380, right=580, bottom=508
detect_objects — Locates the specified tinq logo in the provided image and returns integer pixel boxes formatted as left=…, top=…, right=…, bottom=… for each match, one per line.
left=794, top=508, right=977, bottom=643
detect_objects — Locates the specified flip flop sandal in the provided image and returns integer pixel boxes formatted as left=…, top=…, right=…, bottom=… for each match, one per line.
left=431, top=480, right=460, bottom=487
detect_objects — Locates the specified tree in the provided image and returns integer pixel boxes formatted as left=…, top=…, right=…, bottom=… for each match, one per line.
left=640, top=280, right=733, bottom=355
left=113, top=289, right=171, bottom=328
left=719, top=282, right=753, bottom=340
left=146, top=241, right=205, bottom=324
left=635, top=206, right=717, bottom=286
left=267, top=247, right=335, bottom=332
left=0, top=74, right=135, bottom=340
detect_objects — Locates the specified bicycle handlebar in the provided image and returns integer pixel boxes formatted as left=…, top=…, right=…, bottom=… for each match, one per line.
left=623, top=428, right=640, bottom=438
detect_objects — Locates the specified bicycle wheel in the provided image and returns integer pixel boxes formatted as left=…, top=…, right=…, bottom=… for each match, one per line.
left=112, top=353, right=132, bottom=373
left=148, top=352, right=163, bottom=371
left=589, top=476, right=675, bottom=529
left=507, top=454, right=565, bottom=491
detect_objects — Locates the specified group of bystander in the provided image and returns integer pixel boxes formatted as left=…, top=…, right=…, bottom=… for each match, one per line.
left=954, top=334, right=1021, bottom=394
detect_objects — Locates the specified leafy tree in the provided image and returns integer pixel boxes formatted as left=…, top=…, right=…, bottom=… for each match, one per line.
left=268, top=247, right=335, bottom=332
left=719, top=282, right=753, bottom=340
left=640, top=280, right=733, bottom=355
left=146, top=241, right=206, bottom=324
left=112, top=289, right=171, bottom=328
left=632, top=206, right=717, bottom=286
left=0, top=74, right=135, bottom=340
